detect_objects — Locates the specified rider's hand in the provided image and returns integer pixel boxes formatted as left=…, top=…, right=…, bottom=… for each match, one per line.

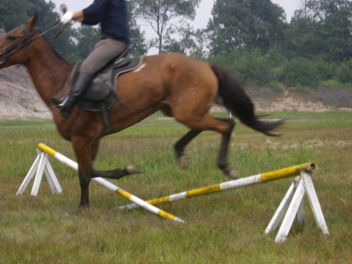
left=60, top=11, right=74, bottom=24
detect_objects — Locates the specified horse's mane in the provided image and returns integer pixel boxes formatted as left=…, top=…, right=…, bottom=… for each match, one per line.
left=39, top=32, right=72, bottom=65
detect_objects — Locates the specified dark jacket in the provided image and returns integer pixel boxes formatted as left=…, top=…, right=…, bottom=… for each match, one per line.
left=82, top=0, right=130, bottom=44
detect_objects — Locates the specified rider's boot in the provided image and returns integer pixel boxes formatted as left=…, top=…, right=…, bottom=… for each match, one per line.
left=51, top=72, right=93, bottom=118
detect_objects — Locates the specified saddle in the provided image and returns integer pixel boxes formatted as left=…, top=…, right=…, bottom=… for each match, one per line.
left=70, top=48, right=143, bottom=113
left=69, top=48, right=144, bottom=134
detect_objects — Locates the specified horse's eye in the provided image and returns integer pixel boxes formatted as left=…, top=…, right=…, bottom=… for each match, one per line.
left=7, top=36, right=17, bottom=41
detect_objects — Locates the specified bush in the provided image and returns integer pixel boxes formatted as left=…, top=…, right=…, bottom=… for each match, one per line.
left=315, top=61, right=337, bottom=80
left=277, top=57, right=319, bottom=88
left=337, top=62, right=352, bottom=83
left=209, top=50, right=273, bottom=85
left=242, top=51, right=273, bottom=85
left=267, top=48, right=285, bottom=67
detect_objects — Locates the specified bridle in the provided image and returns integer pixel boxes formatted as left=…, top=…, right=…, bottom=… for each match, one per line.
left=0, top=20, right=67, bottom=65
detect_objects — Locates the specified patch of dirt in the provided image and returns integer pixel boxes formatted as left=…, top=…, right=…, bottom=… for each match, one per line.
left=253, top=94, right=331, bottom=113
left=309, top=86, right=352, bottom=108
left=212, top=87, right=331, bottom=113
left=336, top=108, right=352, bottom=112
left=0, top=66, right=51, bottom=120
left=245, top=85, right=331, bottom=113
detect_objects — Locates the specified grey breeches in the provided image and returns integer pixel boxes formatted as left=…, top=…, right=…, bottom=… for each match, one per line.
left=80, top=37, right=128, bottom=74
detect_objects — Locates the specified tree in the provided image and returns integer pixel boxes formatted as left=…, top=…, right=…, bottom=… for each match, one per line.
left=162, top=22, right=196, bottom=53
left=135, top=0, right=200, bottom=54
left=27, top=0, right=77, bottom=61
left=281, top=11, right=323, bottom=60
left=162, top=22, right=209, bottom=59
left=208, top=0, right=286, bottom=55
left=127, top=1, right=148, bottom=57
left=316, top=0, right=352, bottom=62
left=75, top=26, right=100, bottom=60
left=284, top=0, right=352, bottom=62
left=0, top=0, right=30, bottom=31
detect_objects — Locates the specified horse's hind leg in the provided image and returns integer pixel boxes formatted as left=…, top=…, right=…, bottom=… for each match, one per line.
left=161, top=105, right=203, bottom=168
left=216, top=118, right=237, bottom=179
left=89, top=139, right=141, bottom=180
left=175, top=113, right=237, bottom=179
left=174, top=130, right=202, bottom=168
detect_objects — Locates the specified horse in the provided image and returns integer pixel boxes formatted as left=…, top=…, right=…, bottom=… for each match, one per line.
left=0, top=15, right=283, bottom=211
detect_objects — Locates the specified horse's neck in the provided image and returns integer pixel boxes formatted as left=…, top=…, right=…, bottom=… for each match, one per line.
left=24, top=37, right=73, bottom=107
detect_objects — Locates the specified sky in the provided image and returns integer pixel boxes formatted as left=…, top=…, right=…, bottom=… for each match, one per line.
left=49, top=0, right=302, bottom=54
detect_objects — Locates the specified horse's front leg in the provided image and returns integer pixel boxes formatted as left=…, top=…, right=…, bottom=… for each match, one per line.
left=89, top=139, right=141, bottom=180
left=72, top=137, right=92, bottom=209
left=91, top=165, right=141, bottom=179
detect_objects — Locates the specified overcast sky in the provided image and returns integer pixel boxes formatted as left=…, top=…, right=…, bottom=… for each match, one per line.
left=49, top=0, right=302, bottom=54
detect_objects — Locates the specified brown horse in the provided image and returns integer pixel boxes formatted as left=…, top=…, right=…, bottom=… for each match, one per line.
left=0, top=15, right=283, bottom=210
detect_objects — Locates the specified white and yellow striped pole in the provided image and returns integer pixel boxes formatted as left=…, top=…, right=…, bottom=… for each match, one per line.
left=37, top=143, right=185, bottom=223
left=119, top=162, right=318, bottom=210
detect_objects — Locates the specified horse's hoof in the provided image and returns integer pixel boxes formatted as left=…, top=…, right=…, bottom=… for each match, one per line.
left=178, top=155, right=190, bottom=169
left=126, top=163, right=141, bottom=175
left=223, top=166, right=239, bottom=179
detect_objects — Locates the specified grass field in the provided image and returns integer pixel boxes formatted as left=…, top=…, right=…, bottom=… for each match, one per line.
left=0, top=111, right=351, bottom=263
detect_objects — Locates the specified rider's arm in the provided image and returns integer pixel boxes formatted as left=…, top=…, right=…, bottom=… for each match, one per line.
left=83, top=0, right=109, bottom=16
left=80, top=0, right=109, bottom=25
left=72, top=11, right=84, bottom=22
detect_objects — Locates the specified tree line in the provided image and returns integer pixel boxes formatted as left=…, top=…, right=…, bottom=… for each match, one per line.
left=1, top=0, right=352, bottom=89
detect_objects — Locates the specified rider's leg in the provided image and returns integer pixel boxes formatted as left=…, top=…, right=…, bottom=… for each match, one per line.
left=52, top=38, right=128, bottom=118
left=52, top=71, right=93, bottom=118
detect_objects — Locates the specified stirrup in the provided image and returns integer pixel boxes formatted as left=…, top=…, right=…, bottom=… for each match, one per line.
left=51, top=96, right=68, bottom=110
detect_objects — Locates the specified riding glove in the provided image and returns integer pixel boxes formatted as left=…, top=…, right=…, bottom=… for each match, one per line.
left=60, top=11, right=74, bottom=24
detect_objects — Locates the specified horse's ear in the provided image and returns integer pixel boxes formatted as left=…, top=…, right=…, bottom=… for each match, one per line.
left=26, top=14, right=38, bottom=31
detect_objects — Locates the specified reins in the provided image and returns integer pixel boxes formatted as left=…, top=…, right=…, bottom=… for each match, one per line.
left=0, top=20, right=67, bottom=65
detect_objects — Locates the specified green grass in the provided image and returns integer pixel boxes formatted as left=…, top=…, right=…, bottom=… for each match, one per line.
left=0, top=111, right=352, bottom=263
left=320, top=79, right=352, bottom=89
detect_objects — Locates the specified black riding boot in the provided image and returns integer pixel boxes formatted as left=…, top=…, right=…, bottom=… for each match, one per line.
left=52, top=72, right=93, bottom=118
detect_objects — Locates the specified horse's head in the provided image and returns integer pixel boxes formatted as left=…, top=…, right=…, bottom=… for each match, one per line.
left=0, top=15, right=38, bottom=68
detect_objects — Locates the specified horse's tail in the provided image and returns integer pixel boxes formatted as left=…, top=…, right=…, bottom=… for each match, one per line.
left=211, top=64, right=284, bottom=136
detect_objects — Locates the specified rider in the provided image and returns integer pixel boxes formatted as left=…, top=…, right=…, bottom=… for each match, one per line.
left=52, top=0, right=130, bottom=118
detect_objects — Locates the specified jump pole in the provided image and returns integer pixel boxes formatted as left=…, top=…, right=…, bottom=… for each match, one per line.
left=119, top=162, right=318, bottom=210
left=35, top=143, right=185, bottom=223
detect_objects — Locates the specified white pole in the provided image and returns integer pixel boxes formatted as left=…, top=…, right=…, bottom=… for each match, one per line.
left=37, top=143, right=185, bottom=223
left=119, top=162, right=318, bottom=210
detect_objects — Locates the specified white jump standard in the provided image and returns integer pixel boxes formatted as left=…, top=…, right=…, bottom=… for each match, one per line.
left=119, top=162, right=329, bottom=243
left=119, top=163, right=318, bottom=209
left=17, top=149, right=62, bottom=196
left=18, top=143, right=185, bottom=223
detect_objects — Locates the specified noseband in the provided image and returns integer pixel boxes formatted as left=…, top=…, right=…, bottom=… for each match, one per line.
left=0, top=20, right=67, bottom=65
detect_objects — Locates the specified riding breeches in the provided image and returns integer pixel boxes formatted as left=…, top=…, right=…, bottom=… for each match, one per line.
left=80, top=37, right=128, bottom=74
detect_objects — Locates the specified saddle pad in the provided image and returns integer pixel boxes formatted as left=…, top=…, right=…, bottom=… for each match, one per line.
left=113, top=57, right=143, bottom=88
left=78, top=57, right=144, bottom=112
